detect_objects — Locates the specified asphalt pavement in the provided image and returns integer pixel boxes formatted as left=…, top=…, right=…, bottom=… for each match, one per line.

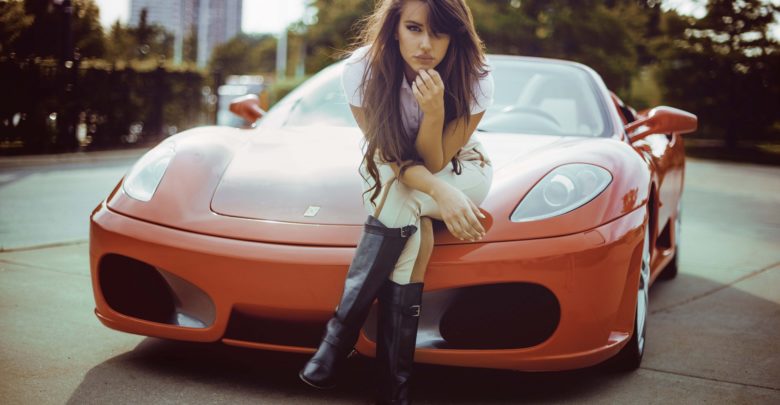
left=0, top=150, right=778, bottom=404
left=0, top=147, right=150, bottom=251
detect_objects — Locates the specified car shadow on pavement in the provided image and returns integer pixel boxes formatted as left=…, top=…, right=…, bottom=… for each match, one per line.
left=65, top=335, right=616, bottom=404
left=63, top=269, right=779, bottom=404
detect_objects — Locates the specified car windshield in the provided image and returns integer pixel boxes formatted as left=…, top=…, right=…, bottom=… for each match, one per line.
left=259, top=57, right=610, bottom=137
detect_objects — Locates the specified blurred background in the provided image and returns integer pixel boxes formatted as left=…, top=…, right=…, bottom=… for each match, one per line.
left=0, top=0, right=778, bottom=164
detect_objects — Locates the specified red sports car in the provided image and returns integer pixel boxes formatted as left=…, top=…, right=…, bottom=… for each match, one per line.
left=89, top=55, right=697, bottom=372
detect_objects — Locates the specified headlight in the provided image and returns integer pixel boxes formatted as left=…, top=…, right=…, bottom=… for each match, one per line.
left=511, top=163, right=612, bottom=222
left=122, top=141, right=176, bottom=202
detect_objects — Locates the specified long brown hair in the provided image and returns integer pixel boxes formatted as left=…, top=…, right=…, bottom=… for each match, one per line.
left=351, top=0, right=489, bottom=208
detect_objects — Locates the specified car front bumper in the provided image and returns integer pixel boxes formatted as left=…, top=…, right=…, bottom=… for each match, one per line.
left=90, top=200, right=645, bottom=372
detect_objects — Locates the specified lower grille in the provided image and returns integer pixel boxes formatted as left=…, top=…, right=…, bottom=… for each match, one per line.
left=438, top=283, right=560, bottom=349
left=364, top=282, right=560, bottom=350
left=224, top=310, right=326, bottom=348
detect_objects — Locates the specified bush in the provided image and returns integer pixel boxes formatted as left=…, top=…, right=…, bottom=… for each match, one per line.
left=0, top=58, right=206, bottom=155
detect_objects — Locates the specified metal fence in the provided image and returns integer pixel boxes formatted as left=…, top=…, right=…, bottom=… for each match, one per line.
left=0, top=59, right=208, bottom=155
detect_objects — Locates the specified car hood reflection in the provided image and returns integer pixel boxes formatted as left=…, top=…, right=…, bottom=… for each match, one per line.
left=210, top=126, right=570, bottom=224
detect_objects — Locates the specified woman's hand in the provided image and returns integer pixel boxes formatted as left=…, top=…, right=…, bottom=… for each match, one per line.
left=412, top=69, right=445, bottom=116
left=430, top=182, right=486, bottom=242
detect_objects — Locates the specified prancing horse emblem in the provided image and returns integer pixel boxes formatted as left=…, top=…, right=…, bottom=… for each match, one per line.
left=304, top=206, right=320, bottom=217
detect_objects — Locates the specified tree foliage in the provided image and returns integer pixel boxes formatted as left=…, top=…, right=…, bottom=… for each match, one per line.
left=3, top=0, right=778, bottom=149
left=7, top=0, right=105, bottom=59
left=473, top=0, right=652, bottom=92
left=208, top=33, right=277, bottom=75
left=300, top=0, right=660, bottom=93
left=0, top=0, right=34, bottom=55
left=301, top=0, right=374, bottom=73
left=655, top=0, right=780, bottom=144
left=104, top=8, right=175, bottom=63
left=297, top=0, right=780, bottom=143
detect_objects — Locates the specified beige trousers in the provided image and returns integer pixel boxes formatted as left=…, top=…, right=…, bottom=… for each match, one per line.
left=359, top=143, right=493, bottom=285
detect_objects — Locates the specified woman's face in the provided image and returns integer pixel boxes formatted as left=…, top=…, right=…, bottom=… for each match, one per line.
left=396, top=0, right=451, bottom=82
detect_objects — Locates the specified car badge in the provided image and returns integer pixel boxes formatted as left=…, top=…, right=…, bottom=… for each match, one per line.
left=304, top=206, right=321, bottom=217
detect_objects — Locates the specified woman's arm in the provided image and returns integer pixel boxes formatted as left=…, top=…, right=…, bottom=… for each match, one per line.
left=350, top=105, right=485, bottom=241
left=351, top=105, right=445, bottom=196
left=413, top=69, right=485, bottom=173
left=388, top=161, right=485, bottom=242
left=416, top=110, right=485, bottom=173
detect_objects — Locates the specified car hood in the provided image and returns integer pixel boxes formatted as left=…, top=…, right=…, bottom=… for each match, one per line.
left=210, top=126, right=569, bottom=225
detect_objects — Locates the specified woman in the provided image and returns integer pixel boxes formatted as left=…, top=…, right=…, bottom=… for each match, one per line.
left=299, top=0, right=494, bottom=403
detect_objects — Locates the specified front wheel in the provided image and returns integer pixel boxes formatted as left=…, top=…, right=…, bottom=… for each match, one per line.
left=608, top=216, right=651, bottom=371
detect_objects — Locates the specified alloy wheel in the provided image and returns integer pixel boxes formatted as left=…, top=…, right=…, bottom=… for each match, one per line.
left=636, top=222, right=651, bottom=355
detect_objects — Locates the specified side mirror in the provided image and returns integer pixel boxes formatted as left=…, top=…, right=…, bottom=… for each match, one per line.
left=625, top=106, right=697, bottom=141
left=229, top=94, right=266, bottom=126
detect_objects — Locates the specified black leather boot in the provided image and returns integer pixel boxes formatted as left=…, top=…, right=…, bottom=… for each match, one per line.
left=375, top=280, right=424, bottom=405
left=299, top=215, right=417, bottom=389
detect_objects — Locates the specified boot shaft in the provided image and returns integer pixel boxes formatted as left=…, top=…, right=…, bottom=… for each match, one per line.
left=299, top=216, right=416, bottom=390
left=376, top=280, right=424, bottom=404
left=336, top=215, right=417, bottom=325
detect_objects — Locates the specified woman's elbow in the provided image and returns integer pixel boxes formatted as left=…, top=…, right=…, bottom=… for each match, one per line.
left=422, top=160, right=445, bottom=174
left=415, top=153, right=443, bottom=173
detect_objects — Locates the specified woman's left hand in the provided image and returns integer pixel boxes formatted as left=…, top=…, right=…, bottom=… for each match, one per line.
left=412, top=69, right=445, bottom=116
left=430, top=182, right=486, bottom=242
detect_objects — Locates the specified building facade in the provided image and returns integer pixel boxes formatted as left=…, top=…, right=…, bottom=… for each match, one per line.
left=129, top=0, right=242, bottom=67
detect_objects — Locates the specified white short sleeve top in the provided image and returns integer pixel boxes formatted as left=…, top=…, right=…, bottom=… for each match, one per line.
left=341, top=45, right=495, bottom=145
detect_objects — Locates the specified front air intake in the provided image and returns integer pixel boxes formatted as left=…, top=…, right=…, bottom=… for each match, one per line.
left=438, top=283, right=560, bottom=349
left=98, top=254, right=176, bottom=324
left=98, top=254, right=215, bottom=328
left=363, top=282, right=560, bottom=350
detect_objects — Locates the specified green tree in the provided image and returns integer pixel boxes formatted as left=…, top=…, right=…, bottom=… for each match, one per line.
left=299, top=0, right=654, bottom=94
left=489, top=0, right=648, bottom=93
left=208, top=33, right=277, bottom=75
left=655, top=0, right=780, bottom=146
left=103, top=8, right=174, bottom=64
left=468, top=0, right=539, bottom=55
left=71, top=0, right=105, bottom=57
left=12, top=0, right=105, bottom=59
left=0, top=0, right=34, bottom=55
left=133, top=8, right=174, bottom=61
left=104, top=20, right=136, bottom=62
left=301, top=0, right=373, bottom=72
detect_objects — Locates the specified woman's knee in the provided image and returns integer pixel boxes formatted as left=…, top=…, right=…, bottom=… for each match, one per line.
left=374, top=185, right=424, bottom=226
left=388, top=226, right=422, bottom=284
